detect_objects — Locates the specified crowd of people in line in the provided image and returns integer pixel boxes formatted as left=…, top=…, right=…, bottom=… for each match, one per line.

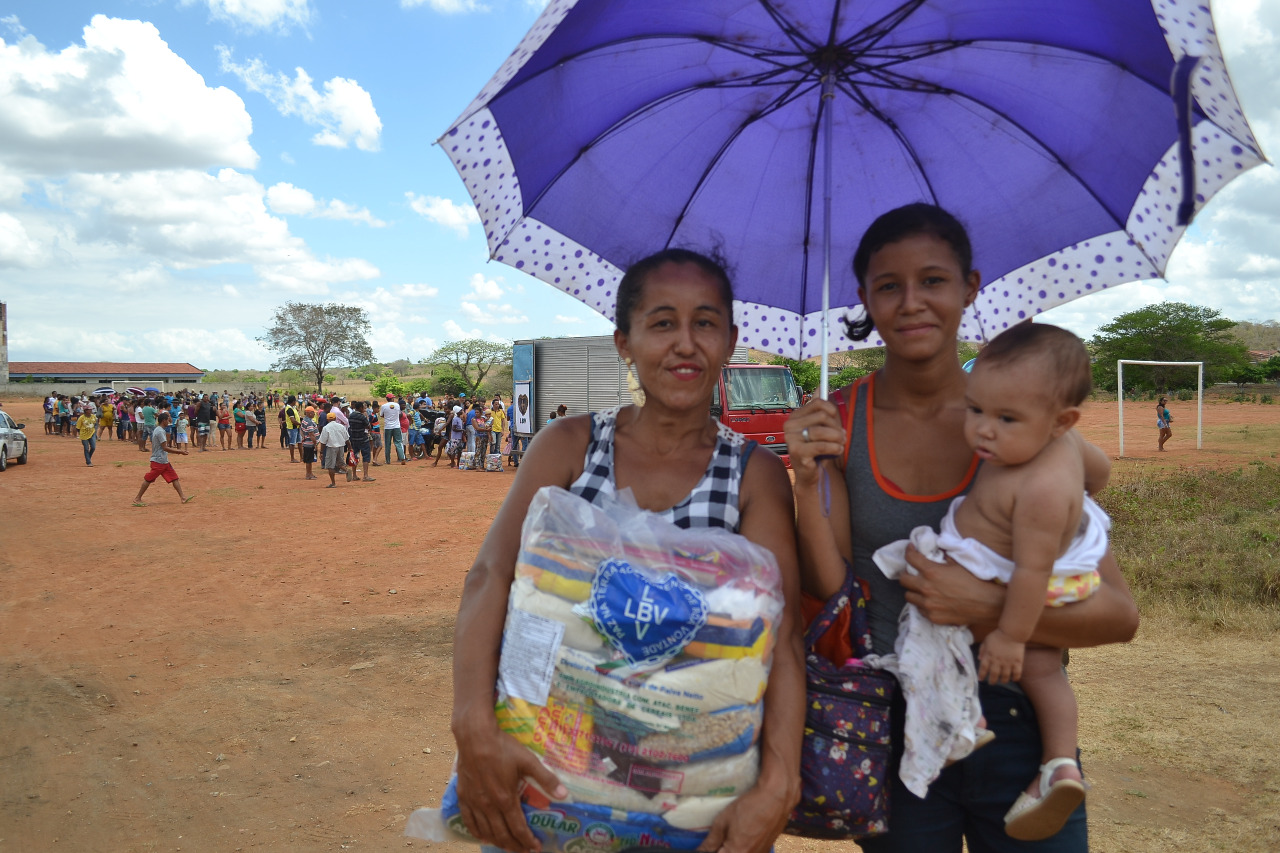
left=41, top=387, right=549, bottom=495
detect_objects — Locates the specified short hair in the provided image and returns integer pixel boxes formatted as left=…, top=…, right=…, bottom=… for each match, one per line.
left=615, top=248, right=734, bottom=334
left=977, top=323, right=1091, bottom=406
left=157, top=410, right=172, bottom=423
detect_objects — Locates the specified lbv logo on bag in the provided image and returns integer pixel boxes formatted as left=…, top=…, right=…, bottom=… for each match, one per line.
left=588, top=559, right=708, bottom=667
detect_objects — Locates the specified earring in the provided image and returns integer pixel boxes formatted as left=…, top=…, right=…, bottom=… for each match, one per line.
left=625, top=359, right=646, bottom=407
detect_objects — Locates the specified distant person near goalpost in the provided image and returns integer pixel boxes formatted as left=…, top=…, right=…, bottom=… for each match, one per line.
left=1116, top=360, right=1203, bottom=457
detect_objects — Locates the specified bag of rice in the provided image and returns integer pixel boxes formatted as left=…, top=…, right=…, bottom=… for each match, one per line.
left=406, top=486, right=784, bottom=852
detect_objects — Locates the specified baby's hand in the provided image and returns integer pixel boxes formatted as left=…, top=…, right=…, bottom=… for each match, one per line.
left=978, top=629, right=1024, bottom=684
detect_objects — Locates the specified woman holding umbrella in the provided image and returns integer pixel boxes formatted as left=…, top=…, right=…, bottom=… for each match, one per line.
left=785, top=205, right=1139, bottom=851
left=450, top=249, right=804, bottom=853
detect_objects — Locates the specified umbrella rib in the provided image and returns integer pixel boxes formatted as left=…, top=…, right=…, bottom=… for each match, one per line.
left=833, top=78, right=940, bottom=204
left=794, top=73, right=831, bottom=329
left=481, top=33, right=816, bottom=112
left=848, top=71, right=1132, bottom=231
left=756, top=0, right=823, bottom=55
left=512, top=74, right=816, bottom=249
left=660, top=78, right=819, bottom=247
left=843, top=0, right=927, bottom=52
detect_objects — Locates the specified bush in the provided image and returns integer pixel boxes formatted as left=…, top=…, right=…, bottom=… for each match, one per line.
left=1261, top=395, right=1274, bottom=405
left=430, top=371, right=468, bottom=398
left=1175, top=389, right=1195, bottom=401
left=370, top=371, right=406, bottom=398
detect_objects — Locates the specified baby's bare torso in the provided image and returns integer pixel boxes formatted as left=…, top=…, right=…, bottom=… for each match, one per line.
left=953, top=432, right=1087, bottom=559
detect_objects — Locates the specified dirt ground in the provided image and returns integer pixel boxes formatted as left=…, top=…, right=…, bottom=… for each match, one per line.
left=1, top=395, right=1277, bottom=852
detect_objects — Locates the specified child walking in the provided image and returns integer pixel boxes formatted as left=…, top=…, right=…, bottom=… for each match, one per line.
left=874, top=323, right=1111, bottom=841
left=133, top=411, right=194, bottom=505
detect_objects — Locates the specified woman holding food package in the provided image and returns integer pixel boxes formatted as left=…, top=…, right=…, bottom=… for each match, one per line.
left=449, top=248, right=805, bottom=853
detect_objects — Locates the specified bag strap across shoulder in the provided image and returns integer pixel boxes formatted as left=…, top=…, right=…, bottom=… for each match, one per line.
left=830, top=376, right=867, bottom=470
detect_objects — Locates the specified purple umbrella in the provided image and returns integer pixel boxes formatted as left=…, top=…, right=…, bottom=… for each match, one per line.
left=442, top=0, right=1263, bottom=395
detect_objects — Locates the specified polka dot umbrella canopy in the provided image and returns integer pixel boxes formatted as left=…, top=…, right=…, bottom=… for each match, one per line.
left=440, top=0, right=1264, bottom=374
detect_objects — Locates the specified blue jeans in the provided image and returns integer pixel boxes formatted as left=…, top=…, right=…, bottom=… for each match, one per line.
left=384, top=428, right=404, bottom=463
left=81, top=435, right=96, bottom=465
left=859, top=682, right=1087, bottom=853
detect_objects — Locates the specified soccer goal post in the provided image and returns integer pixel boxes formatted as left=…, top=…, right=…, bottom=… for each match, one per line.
left=1117, top=360, right=1203, bottom=457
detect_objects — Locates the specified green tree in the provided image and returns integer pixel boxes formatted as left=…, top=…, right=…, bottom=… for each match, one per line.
left=427, top=340, right=511, bottom=397
left=1259, top=355, right=1280, bottom=381
left=370, top=370, right=406, bottom=398
left=769, top=356, right=820, bottom=393
left=1089, top=302, right=1248, bottom=392
left=258, top=302, right=375, bottom=393
left=430, top=370, right=468, bottom=397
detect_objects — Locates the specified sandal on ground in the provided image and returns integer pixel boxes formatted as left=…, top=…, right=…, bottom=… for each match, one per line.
left=325, top=483, right=336, bottom=488
left=183, top=495, right=197, bottom=504
left=132, top=502, right=148, bottom=507
left=1004, top=757, right=1086, bottom=841
left=362, top=477, right=376, bottom=482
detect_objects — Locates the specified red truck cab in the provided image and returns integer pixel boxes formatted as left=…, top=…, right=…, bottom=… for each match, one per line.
left=711, top=363, right=802, bottom=466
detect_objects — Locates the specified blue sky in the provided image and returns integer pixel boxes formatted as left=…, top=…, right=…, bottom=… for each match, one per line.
left=1, top=0, right=1277, bottom=368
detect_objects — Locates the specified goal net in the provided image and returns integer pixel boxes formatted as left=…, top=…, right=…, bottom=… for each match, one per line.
left=1116, top=360, right=1203, bottom=456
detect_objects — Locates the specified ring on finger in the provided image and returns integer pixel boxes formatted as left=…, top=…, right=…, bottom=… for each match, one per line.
left=802, top=427, right=811, bottom=443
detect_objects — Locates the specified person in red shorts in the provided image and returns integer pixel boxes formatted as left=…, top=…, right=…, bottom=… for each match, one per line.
left=133, top=411, right=194, bottom=506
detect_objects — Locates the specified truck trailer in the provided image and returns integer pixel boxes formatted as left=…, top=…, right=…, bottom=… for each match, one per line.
left=511, top=336, right=802, bottom=464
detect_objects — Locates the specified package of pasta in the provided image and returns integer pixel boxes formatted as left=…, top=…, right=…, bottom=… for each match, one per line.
left=406, top=485, right=784, bottom=852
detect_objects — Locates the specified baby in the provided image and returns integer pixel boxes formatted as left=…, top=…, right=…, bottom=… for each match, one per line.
left=874, top=322, right=1111, bottom=841
left=955, top=322, right=1111, bottom=839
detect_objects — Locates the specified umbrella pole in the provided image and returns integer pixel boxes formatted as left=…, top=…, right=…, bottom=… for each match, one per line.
left=819, top=71, right=835, bottom=402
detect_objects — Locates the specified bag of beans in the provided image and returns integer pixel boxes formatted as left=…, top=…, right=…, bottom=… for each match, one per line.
left=407, top=486, right=784, bottom=852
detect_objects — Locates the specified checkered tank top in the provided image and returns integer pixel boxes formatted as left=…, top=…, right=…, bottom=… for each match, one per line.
left=568, top=407, right=754, bottom=532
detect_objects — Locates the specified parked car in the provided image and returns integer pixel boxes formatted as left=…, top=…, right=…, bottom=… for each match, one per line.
left=0, top=410, right=28, bottom=471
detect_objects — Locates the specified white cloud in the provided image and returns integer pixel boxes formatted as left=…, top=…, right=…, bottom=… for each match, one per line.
left=0, top=212, right=43, bottom=267
left=218, top=48, right=382, bottom=151
left=9, top=321, right=270, bottom=366
left=280, top=151, right=295, bottom=165
left=0, top=16, right=257, bottom=175
left=266, top=181, right=385, bottom=226
left=33, top=167, right=380, bottom=292
left=264, top=181, right=315, bottom=214
left=554, top=314, right=582, bottom=323
left=461, top=300, right=528, bottom=324
left=369, top=322, right=439, bottom=361
left=109, top=263, right=170, bottom=292
left=223, top=284, right=240, bottom=297
left=466, top=272, right=503, bottom=300
left=400, top=0, right=489, bottom=13
left=406, top=192, right=479, bottom=236
left=183, top=0, right=312, bottom=33
left=443, top=319, right=483, bottom=340
left=146, top=327, right=271, bottom=365
left=1, top=15, right=27, bottom=38
left=398, top=283, right=439, bottom=298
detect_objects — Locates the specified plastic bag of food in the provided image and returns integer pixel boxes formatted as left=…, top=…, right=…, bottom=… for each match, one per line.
left=406, top=485, right=784, bottom=852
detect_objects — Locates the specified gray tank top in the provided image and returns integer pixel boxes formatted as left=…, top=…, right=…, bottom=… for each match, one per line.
left=845, top=376, right=979, bottom=655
